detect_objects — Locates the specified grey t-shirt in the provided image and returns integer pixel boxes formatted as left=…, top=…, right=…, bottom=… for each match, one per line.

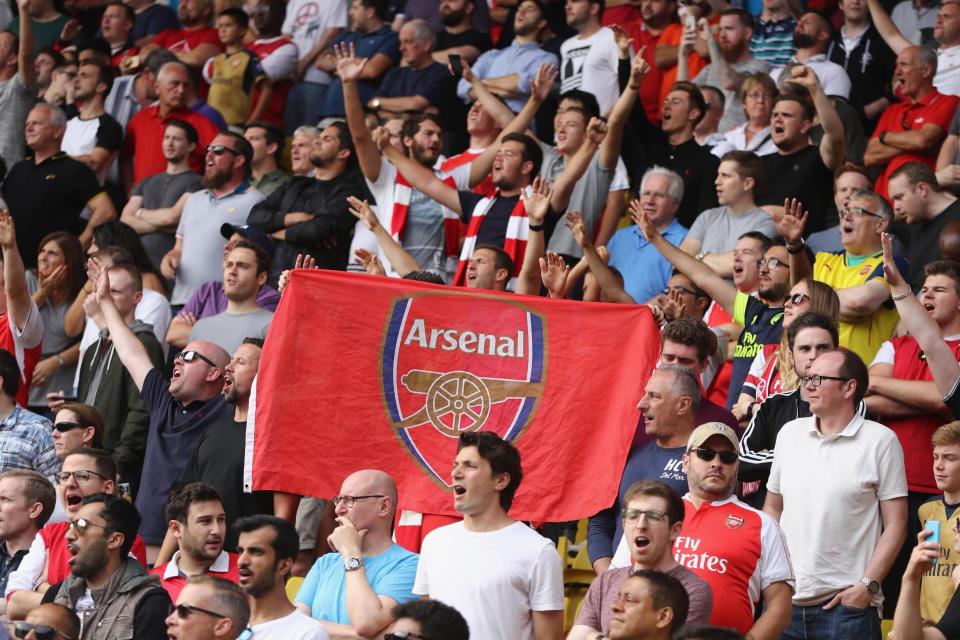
left=173, top=186, right=264, bottom=305
left=189, top=308, right=273, bottom=354
left=404, top=188, right=447, bottom=278
left=25, top=271, right=77, bottom=407
left=0, top=73, right=34, bottom=170
left=694, top=58, right=771, bottom=133
left=687, top=205, right=777, bottom=254
left=538, top=142, right=615, bottom=258
left=133, top=170, right=203, bottom=269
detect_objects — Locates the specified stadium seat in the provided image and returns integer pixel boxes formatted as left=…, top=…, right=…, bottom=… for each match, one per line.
left=286, top=576, right=304, bottom=603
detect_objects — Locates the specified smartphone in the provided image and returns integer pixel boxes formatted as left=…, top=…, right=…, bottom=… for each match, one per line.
left=449, top=53, right=463, bottom=78
left=926, top=519, right=942, bottom=564
left=59, top=395, right=79, bottom=403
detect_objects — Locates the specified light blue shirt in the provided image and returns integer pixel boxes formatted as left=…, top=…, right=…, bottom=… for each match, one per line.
left=608, top=219, right=688, bottom=304
left=295, top=544, right=419, bottom=623
left=456, top=42, right=558, bottom=112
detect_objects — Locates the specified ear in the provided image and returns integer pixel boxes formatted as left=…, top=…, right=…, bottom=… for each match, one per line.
left=675, top=394, right=693, bottom=415
left=276, top=556, right=294, bottom=581
left=495, top=267, right=509, bottom=284
left=27, top=500, right=44, bottom=523
left=521, top=159, right=534, bottom=179
left=681, top=453, right=690, bottom=474
left=668, top=519, right=683, bottom=542
left=257, top=270, right=268, bottom=287
left=213, top=616, right=234, bottom=637
left=103, top=478, right=116, bottom=495
left=169, top=520, right=183, bottom=538
left=83, top=426, right=96, bottom=446
left=336, top=146, right=351, bottom=162
left=743, top=176, right=755, bottom=193
left=106, top=530, right=126, bottom=552
left=688, top=107, right=702, bottom=125
left=655, top=606, right=675, bottom=630
left=266, top=141, right=278, bottom=156
left=877, top=217, right=890, bottom=233
left=206, top=367, right=224, bottom=383
left=493, top=471, right=511, bottom=492
left=133, top=290, right=143, bottom=305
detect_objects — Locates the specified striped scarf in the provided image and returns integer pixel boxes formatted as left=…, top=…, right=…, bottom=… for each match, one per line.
left=453, top=190, right=528, bottom=287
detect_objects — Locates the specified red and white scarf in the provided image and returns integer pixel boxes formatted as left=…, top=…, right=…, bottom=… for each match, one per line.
left=453, top=189, right=528, bottom=287
left=391, top=172, right=461, bottom=270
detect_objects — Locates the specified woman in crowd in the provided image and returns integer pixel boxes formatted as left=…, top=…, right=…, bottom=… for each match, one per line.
left=51, top=402, right=104, bottom=458
left=732, top=278, right=839, bottom=422
left=27, top=232, right=85, bottom=414
left=89, top=221, right=166, bottom=293
left=711, top=73, right=778, bottom=158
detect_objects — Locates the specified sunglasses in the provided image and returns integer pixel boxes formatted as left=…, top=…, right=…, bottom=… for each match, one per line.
left=13, top=622, right=73, bottom=640
left=205, top=144, right=239, bottom=156
left=786, top=292, right=810, bottom=305
left=171, top=603, right=229, bottom=620
left=53, top=421, right=85, bottom=433
left=67, top=517, right=107, bottom=537
left=691, top=447, right=738, bottom=464
left=176, top=350, right=217, bottom=367
left=385, top=633, right=430, bottom=640
left=55, top=470, right=108, bottom=485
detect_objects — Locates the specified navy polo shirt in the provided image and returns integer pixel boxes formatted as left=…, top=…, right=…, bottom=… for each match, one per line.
left=136, top=369, right=232, bottom=544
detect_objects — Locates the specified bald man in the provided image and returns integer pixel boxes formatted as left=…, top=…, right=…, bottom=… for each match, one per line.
left=90, top=258, right=234, bottom=562
left=941, top=219, right=960, bottom=262
left=293, top=470, right=420, bottom=639
left=21, top=604, right=80, bottom=640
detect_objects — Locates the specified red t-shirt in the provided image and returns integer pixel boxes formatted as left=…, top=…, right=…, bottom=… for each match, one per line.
left=41, top=521, right=147, bottom=585
left=150, top=552, right=240, bottom=602
left=0, top=312, right=41, bottom=407
left=658, top=23, right=708, bottom=108
left=703, top=300, right=733, bottom=406
left=885, top=335, right=960, bottom=493
left=622, top=20, right=665, bottom=124
left=151, top=26, right=221, bottom=55
left=123, top=105, right=221, bottom=183
left=872, top=90, right=959, bottom=199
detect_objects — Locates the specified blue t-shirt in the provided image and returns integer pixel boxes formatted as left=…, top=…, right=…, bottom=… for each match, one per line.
left=295, top=544, right=419, bottom=623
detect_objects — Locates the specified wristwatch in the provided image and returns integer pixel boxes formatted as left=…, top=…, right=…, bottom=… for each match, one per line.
left=344, top=557, right=364, bottom=572
left=859, top=576, right=880, bottom=594
left=695, top=250, right=709, bottom=262
left=370, top=98, right=382, bottom=110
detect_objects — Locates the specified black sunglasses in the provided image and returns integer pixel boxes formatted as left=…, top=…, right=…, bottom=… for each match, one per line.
left=385, top=633, right=430, bottom=640
left=205, top=144, right=239, bottom=156
left=54, top=421, right=85, bottom=433
left=691, top=447, right=738, bottom=464
left=13, top=622, right=73, bottom=640
left=171, top=603, right=228, bottom=620
left=176, top=350, right=217, bottom=367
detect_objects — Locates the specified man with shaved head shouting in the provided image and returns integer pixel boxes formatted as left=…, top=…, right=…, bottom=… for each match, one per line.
left=88, top=257, right=233, bottom=563
left=294, top=470, right=419, bottom=638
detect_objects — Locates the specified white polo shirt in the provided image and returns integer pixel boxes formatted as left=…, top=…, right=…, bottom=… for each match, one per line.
left=767, top=414, right=907, bottom=607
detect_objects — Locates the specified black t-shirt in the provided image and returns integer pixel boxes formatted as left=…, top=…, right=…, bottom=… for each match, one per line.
left=435, top=28, right=493, bottom=55
left=936, top=582, right=960, bottom=637
left=179, top=419, right=273, bottom=551
left=756, top=146, right=835, bottom=233
left=893, top=199, right=960, bottom=291
left=1, top=153, right=103, bottom=267
left=458, top=191, right=522, bottom=248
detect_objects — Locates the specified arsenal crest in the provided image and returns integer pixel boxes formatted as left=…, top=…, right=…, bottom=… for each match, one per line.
left=380, top=292, right=547, bottom=488
left=725, top=514, right=745, bottom=529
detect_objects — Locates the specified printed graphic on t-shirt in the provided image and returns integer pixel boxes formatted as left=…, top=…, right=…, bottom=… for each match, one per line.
left=561, top=44, right=590, bottom=93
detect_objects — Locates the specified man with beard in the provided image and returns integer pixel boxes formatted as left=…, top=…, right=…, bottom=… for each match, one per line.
left=674, top=423, right=794, bottom=638
left=769, top=13, right=852, bottom=99
left=188, top=243, right=273, bottom=354
left=247, top=122, right=363, bottom=283
left=161, top=132, right=263, bottom=308
left=237, top=515, right=328, bottom=639
left=62, top=61, right=123, bottom=186
left=88, top=257, right=232, bottom=562
left=121, top=61, right=221, bottom=188
left=4, top=448, right=148, bottom=621
left=43, top=494, right=170, bottom=640
left=433, top=0, right=492, bottom=65
left=151, top=483, right=239, bottom=600
left=754, top=66, right=845, bottom=232
left=681, top=10, right=770, bottom=133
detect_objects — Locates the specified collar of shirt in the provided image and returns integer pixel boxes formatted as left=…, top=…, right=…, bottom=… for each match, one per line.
left=808, top=412, right=865, bottom=439
left=682, top=493, right=738, bottom=510
left=793, top=53, right=828, bottom=64
left=165, top=549, right=232, bottom=579
left=207, top=179, right=252, bottom=202
left=631, top=218, right=685, bottom=248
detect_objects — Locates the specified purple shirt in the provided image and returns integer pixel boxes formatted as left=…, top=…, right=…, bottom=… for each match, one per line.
left=576, top=565, right=713, bottom=633
left=180, top=282, right=280, bottom=320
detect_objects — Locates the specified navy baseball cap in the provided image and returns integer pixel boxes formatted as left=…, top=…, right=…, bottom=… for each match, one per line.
left=221, top=223, right=274, bottom=254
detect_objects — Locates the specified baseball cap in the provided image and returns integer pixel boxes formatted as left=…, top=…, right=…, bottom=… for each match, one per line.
left=686, top=422, right=739, bottom=453
left=220, top=223, right=274, bottom=255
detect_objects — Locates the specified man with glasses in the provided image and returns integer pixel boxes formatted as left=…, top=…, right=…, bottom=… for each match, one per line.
left=165, top=574, right=250, bottom=640
left=388, top=599, right=469, bottom=640
left=294, top=470, right=417, bottom=638
left=236, top=515, right=328, bottom=639
left=88, top=257, right=232, bottom=563
left=781, top=188, right=905, bottom=364
left=5, top=449, right=147, bottom=621
left=43, top=494, right=171, bottom=640
left=764, top=348, right=908, bottom=639
left=16, top=603, right=79, bottom=640
left=160, top=132, right=264, bottom=309
left=672, top=422, right=794, bottom=637
left=570, top=480, right=712, bottom=640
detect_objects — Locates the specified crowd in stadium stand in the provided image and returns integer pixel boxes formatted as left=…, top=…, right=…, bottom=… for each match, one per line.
left=3, top=0, right=960, bottom=636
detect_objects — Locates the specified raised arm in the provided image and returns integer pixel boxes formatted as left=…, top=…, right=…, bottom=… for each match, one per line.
left=789, top=65, right=845, bottom=170
left=16, top=0, right=35, bottom=87
left=633, top=201, right=738, bottom=314
left=0, top=211, right=38, bottom=337
left=551, top=119, right=606, bottom=215
left=338, top=43, right=384, bottom=183
left=87, top=257, right=155, bottom=390
left=600, top=49, right=645, bottom=170
left=377, top=129, right=463, bottom=214
left=457, top=59, right=517, bottom=129
left=346, top=195, right=421, bottom=276
left=515, top=177, right=551, bottom=295
left=567, top=211, right=635, bottom=304
left=866, top=0, right=911, bottom=54
left=773, top=198, right=812, bottom=285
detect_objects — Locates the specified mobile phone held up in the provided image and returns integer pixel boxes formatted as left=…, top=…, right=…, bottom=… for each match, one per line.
left=449, top=54, right=463, bottom=78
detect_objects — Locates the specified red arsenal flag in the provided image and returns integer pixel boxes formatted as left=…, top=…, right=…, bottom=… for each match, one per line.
left=245, top=270, right=660, bottom=521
